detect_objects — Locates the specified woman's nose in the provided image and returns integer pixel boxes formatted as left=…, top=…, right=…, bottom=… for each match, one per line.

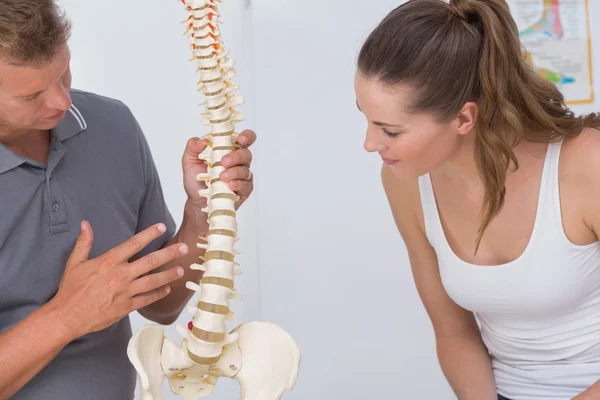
left=363, top=131, right=386, bottom=153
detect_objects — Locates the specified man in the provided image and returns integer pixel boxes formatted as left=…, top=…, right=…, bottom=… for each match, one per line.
left=0, top=1, right=256, bottom=399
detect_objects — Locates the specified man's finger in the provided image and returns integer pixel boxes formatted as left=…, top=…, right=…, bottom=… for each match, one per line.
left=189, top=137, right=209, bottom=155
left=130, top=285, right=172, bottom=312
left=236, top=129, right=256, bottom=148
left=221, top=148, right=252, bottom=168
left=108, top=223, right=168, bottom=264
left=219, top=166, right=251, bottom=182
left=228, top=179, right=253, bottom=199
left=129, top=266, right=184, bottom=296
left=183, top=137, right=209, bottom=164
left=66, top=220, right=94, bottom=268
left=129, top=242, right=189, bottom=278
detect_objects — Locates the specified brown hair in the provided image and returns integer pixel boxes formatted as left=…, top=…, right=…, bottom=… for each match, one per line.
left=358, top=0, right=600, bottom=252
left=0, top=0, right=71, bottom=66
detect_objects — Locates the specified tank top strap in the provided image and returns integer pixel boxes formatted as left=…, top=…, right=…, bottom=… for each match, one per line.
left=542, top=139, right=566, bottom=233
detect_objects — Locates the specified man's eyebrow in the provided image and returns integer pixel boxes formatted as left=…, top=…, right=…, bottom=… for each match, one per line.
left=356, top=99, right=403, bottom=128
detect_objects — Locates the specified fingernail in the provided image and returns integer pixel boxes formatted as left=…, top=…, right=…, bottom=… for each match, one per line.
left=157, top=223, right=166, bottom=233
left=179, top=244, right=189, bottom=254
left=222, top=157, right=229, bottom=166
left=221, top=172, right=231, bottom=180
left=165, top=286, right=171, bottom=294
left=177, top=267, right=185, bottom=277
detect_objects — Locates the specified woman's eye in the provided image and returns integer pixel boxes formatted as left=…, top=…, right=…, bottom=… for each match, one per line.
left=382, top=128, right=398, bottom=138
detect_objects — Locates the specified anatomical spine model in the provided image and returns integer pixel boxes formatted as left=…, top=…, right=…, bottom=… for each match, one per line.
left=126, top=1, right=301, bottom=399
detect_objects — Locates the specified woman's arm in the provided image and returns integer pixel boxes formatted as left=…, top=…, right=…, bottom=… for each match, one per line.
left=381, top=165, right=497, bottom=400
left=564, top=128, right=600, bottom=399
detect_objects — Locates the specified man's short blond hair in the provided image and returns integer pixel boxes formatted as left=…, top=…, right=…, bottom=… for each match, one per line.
left=0, top=0, right=71, bottom=66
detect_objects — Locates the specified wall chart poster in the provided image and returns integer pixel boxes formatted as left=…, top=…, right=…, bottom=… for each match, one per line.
left=506, top=0, right=594, bottom=104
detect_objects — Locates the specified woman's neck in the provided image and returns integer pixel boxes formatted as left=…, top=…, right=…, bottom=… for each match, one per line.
left=433, top=130, right=549, bottom=188
left=435, top=130, right=482, bottom=186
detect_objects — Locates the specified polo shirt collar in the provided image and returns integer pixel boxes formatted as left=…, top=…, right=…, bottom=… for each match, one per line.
left=0, top=143, right=24, bottom=174
left=0, top=104, right=87, bottom=174
left=53, top=104, right=88, bottom=141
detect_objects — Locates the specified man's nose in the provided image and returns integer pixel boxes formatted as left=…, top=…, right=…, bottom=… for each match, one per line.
left=48, top=81, right=72, bottom=111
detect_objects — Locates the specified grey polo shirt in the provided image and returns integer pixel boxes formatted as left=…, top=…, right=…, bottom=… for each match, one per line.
left=0, top=89, right=177, bottom=399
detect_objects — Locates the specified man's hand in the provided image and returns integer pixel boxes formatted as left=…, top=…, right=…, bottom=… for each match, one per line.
left=182, top=129, right=256, bottom=211
left=51, top=221, right=187, bottom=338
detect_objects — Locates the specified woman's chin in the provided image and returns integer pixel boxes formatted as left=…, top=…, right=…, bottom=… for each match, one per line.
left=386, top=161, right=422, bottom=180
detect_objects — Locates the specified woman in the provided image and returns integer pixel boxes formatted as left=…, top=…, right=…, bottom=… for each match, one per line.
left=354, top=0, right=600, bottom=399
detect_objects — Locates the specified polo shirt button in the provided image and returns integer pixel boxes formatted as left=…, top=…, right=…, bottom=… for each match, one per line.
left=52, top=203, right=60, bottom=212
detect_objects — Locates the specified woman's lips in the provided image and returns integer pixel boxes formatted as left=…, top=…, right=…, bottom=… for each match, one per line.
left=381, top=157, right=400, bottom=165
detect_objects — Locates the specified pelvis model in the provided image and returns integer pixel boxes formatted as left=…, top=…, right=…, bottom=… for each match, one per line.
left=126, top=1, right=301, bottom=398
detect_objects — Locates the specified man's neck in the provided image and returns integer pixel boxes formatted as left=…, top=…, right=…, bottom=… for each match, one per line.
left=0, top=128, right=52, bottom=164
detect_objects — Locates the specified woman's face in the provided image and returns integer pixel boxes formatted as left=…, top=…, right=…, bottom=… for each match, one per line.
left=354, top=73, right=472, bottom=179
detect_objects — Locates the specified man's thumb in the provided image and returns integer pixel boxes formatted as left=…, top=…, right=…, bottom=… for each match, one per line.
left=182, top=138, right=209, bottom=165
left=67, top=221, right=94, bottom=267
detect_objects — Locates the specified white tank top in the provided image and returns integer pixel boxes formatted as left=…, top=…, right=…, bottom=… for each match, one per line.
left=418, top=140, right=600, bottom=400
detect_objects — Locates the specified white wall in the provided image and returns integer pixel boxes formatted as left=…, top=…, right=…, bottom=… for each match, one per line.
left=59, top=0, right=599, bottom=399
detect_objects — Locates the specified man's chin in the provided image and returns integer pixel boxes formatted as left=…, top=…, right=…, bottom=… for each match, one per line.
left=36, top=113, right=66, bottom=130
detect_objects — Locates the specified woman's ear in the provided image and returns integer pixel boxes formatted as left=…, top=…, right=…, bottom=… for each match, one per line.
left=456, top=102, right=478, bottom=136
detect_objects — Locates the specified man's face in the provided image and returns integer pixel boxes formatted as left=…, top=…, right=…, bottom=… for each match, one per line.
left=0, top=44, right=73, bottom=140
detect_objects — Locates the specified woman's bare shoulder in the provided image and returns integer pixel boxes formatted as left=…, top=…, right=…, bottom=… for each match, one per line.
left=561, top=127, right=600, bottom=174
left=561, top=127, right=600, bottom=236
